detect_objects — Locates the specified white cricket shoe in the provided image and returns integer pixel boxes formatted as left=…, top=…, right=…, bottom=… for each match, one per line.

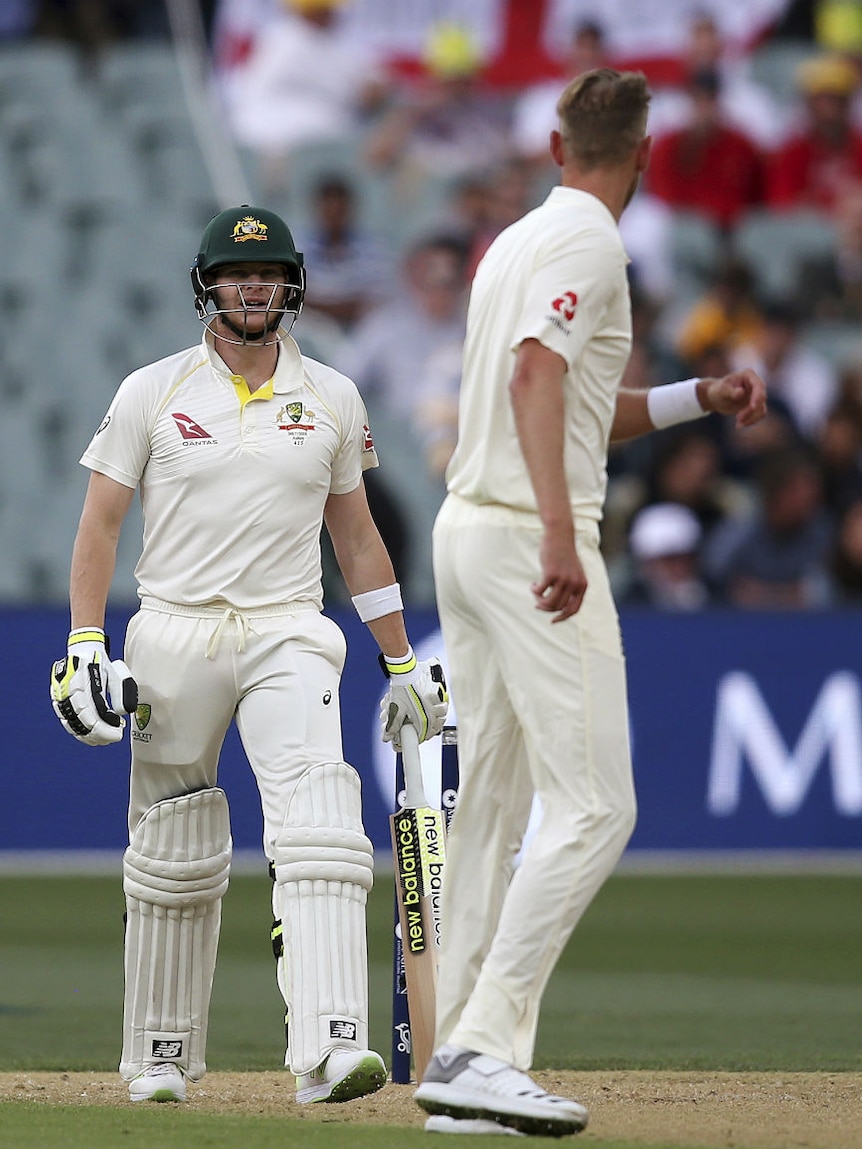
left=425, top=1115, right=525, bottom=1135
left=295, top=1048, right=386, bottom=1104
left=128, top=1063, right=187, bottom=1103
left=415, top=1046, right=588, bottom=1138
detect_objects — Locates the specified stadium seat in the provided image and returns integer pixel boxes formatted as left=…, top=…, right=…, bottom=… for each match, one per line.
left=748, top=39, right=819, bottom=105
left=802, top=320, right=862, bottom=369
left=94, top=41, right=187, bottom=116
left=667, top=211, right=727, bottom=299
left=732, top=209, right=837, bottom=301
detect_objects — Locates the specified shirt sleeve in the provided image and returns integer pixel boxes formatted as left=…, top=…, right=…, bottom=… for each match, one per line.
left=329, top=383, right=379, bottom=494
left=79, top=371, right=152, bottom=489
left=511, top=225, right=624, bottom=370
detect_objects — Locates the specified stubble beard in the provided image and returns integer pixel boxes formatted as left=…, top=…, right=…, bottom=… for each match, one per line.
left=219, top=311, right=283, bottom=344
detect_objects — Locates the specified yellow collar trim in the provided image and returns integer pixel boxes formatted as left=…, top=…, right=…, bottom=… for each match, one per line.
left=232, top=375, right=274, bottom=407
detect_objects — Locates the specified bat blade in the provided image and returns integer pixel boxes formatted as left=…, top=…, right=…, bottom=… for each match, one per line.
left=390, top=721, right=446, bottom=1082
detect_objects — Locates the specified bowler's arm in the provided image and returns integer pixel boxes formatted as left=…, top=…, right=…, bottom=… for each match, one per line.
left=611, top=370, right=767, bottom=442
left=509, top=338, right=587, bottom=621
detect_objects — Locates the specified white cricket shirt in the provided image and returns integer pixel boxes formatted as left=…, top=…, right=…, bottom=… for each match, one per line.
left=81, top=331, right=378, bottom=609
left=445, top=186, right=632, bottom=521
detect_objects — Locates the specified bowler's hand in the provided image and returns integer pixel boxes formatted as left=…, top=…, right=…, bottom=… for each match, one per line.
left=697, top=370, right=768, bottom=428
left=532, top=530, right=587, bottom=622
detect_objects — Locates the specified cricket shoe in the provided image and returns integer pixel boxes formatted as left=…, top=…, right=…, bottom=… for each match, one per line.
left=128, top=1062, right=187, bottom=1103
left=425, top=1115, right=525, bottom=1135
left=295, top=1048, right=386, bottom=1103
left=415, top=1046, right=588, bottom=1138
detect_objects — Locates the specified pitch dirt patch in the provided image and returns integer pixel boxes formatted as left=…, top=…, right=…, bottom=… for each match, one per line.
left=2, top=1070, right=859, bottom=1147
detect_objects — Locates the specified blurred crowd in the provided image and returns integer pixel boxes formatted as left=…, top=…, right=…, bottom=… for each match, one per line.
left=7, top=0, right=862, bottom=610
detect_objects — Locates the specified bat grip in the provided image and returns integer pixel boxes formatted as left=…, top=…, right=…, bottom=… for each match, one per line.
left=400, top=721, right=428, bottom=809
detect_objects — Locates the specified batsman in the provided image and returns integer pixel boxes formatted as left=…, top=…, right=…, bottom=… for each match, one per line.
left=49, top=205, right=447, bottom=1104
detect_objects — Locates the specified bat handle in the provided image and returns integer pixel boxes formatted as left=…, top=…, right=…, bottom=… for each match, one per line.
left=400, top=721, right=428, bottom=809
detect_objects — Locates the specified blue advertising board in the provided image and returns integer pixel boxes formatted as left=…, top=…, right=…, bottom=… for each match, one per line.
left=2, top=607, right=860, bottom=861
left=623, top=610, right=862, bottom=850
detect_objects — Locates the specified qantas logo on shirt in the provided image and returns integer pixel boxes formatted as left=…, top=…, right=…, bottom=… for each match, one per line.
left=363, top=424, right=375, bottom=452
left=551, top=291, right=578, bottom=321
left=171, top=412, right=218, bottom=445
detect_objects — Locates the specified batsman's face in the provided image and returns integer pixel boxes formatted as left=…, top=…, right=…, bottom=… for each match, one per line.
left=211, top=261, right=290, bottom=340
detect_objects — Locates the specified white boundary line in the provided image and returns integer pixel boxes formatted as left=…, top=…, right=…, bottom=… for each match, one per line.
left=1, top=849, right=861, bottom=876
left=617, top=849, right=862, bottom=875
left=0, top=849, right=268, bottom=875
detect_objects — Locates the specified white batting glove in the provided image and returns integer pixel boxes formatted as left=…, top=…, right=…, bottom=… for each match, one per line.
left=379, top=647, right=448, bottom=748
left=50, top=627, right=139, bottom=746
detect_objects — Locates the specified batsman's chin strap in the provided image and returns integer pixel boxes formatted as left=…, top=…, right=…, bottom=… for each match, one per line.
left=205, top=607, right=254, bottom=659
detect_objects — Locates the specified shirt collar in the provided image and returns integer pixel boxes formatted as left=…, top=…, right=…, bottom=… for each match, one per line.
left=547, top=185, right=629, bottom=262
left=547, top=184, right=617, bottom=226
left=203, top=328, right=306, bottom=394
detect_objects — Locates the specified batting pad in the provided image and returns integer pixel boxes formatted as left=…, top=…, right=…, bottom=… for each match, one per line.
left=272, top=762, right=374, bottom=1075
left=120, top=787, right=232, bottom=1081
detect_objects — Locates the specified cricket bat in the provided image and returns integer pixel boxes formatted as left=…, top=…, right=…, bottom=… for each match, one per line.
left=390, top=720, right=446, bottom=1082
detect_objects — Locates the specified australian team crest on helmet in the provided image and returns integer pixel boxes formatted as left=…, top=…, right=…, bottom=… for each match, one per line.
left=232, top=215, right=269, bottom=243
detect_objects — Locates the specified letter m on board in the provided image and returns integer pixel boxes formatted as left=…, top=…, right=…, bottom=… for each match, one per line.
left=707, top=671, right=862, bottom=816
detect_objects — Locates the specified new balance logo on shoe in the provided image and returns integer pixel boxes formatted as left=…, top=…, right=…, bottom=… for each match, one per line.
left=329, top=1020, right=358, bottom=1040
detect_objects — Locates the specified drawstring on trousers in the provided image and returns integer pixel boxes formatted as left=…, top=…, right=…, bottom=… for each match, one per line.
left=205, top=607, right=254, bottom=659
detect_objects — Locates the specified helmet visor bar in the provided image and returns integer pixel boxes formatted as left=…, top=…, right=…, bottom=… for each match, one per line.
left=198, top=278, right=305, bottom=346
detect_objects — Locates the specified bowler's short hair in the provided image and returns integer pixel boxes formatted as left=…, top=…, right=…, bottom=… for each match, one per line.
left=556, top=68, right=651, bottom=169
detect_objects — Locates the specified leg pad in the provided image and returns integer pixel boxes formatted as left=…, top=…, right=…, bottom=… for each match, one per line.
left=120, top=787, right=232, bottom=1081
left=272, top=763, right=373, bottom=1075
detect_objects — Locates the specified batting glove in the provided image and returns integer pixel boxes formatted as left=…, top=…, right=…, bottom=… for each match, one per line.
left=379, top=647, right=448, bottom=748
left=50, top=627, right=139, bottom=746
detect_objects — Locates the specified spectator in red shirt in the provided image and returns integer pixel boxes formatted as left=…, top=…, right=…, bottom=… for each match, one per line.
left=768, top=53, right=862, bottom=214
left=647, top=68, right=766, bottom=230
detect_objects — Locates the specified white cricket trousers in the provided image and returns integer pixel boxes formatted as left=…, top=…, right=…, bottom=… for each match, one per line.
left=124, top=598, right=349, bottom=852
left=432, top=494, right=637, bottom=1070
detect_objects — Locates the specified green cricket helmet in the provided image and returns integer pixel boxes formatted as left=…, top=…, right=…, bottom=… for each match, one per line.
left=191, top=204, right=306, bottom=343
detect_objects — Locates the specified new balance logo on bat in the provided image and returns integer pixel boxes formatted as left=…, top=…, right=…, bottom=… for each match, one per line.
left=404, top=905, right=427, bottom=953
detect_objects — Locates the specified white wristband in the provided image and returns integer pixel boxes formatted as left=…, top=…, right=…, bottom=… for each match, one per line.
left=646, top=379, right=707, bottom=430
left=68, top=627, right=107, bottom=647
left=383, top=644, right=421, bottom=685
left=352, top=582, right=403, bottom=622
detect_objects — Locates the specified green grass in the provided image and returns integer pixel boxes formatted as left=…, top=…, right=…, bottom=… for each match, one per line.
left=1, top=872, right=860, bottom=1149
left=538, top=873, right=862, bottom=1072
left=0, top=1103, right=688, bottom=1149
left=0, top=873, right=860, bottom=1073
